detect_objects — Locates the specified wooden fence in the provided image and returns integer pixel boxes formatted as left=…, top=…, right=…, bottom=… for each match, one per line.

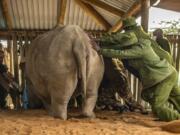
left=167, top=35, right=180, bottom=72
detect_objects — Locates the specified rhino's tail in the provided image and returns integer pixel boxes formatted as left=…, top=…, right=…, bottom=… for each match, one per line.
left=72, top=27, right=87, bottom=98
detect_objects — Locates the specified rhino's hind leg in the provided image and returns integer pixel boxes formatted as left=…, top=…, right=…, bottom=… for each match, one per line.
left=82, top=67, right=104, bottom=118
left=82, top=85, right=97, bottom=118
left=50, top=75, right=78, bottom=120
left=51, top=98, right=68, bottom=120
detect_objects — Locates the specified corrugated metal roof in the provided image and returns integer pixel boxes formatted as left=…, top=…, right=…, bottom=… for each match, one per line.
left=0, top=0, right=138, bottom=31
left=93, top=5, right=121, bottom=26
left=7, top=0, right=58, bottom=30
left=0, top=2, right=6, bottom=29
left=64, top=0, right=104, bottom=31
left=99, top=0, right=137, bottom=12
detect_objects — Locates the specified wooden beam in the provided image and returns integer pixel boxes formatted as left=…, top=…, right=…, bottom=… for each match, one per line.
left=0, top=30, right=44, bottom=39
left=150, top=0, right=159, bottom=5
left=57, top=0, right=67, bottom=25
left=75, top=0, right=111, bottom=30
left=81, top=0, right=124, bottom=16
left=153, top=0, right=180, bottom=12
left=141, top=0, right=150, bottom=32
left=0, top=31, right=10, bottom=38
left=109, top=0, right=141, bottom=32
left=0, top=29, right=106, bottom=40
left=1, top=0, right=12, bottom=29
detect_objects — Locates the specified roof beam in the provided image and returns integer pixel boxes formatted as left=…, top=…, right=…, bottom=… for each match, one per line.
left=75, top=0, right=111, bottom=30
left=81, top=0, right=124, bottom=16
left=0, top=31, right=10, bottom=39
left=57, top=0, right=67, bottom=25
left=1, top=0, right=12, bottom=29
left=141, top=0, right=150, bottom=32
left=109, top=0, right=141, bottom=32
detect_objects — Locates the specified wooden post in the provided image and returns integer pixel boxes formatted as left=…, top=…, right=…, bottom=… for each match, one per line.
left=18, top=35, right=24, bottom=92
left=141, top=0, right=150, bottom=32
left=176, top=35, right=180, bottom=72
left=137, top=80, right=142, bottom=103
left=57, top=0, right=67, bottom=25
left=7, top=40, right=12, bottom=73
left=12, top=34, right=19, bottom=84
left=2, top=0, right=13, bottom=29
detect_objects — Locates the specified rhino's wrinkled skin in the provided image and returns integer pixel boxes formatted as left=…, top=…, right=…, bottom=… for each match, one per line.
left=26, top=25, right=104, bottom=120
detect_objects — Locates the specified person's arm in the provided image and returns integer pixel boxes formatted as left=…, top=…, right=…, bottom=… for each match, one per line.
left=100, top=32, right=138, bottom=50
left=100, top=32, right=123, bottom=46
left=100, top=45, right=143, bottom=59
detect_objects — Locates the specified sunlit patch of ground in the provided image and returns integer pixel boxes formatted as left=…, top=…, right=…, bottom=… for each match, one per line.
left=0, top=109, right=178, bottom=135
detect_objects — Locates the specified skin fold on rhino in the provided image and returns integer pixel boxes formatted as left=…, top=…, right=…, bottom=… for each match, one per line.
left=25, top=25, right=104, bottom=120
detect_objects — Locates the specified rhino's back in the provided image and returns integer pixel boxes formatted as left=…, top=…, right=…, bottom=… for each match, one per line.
left=26, top=26, right=85, bottom=95
left=27, top=26, right=80, bottom=75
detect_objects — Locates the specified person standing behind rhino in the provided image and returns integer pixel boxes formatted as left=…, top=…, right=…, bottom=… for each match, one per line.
left=122, top=17, right=173, bottom=66
left=153, top=28, right=172, bottom=55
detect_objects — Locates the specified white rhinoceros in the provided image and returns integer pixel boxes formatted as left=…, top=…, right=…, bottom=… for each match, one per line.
left=25, top=25, right=104, bottom=120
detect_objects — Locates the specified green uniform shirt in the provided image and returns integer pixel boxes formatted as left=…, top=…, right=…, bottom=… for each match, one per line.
left=128, top=26, right=174, bottom=65
left=100, top=38, right=175, bottom=89
left=156, top=37, right=172, bottom=55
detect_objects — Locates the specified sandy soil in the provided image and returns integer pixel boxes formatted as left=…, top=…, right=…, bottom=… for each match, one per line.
left=0, top=109, right=179, bottom=135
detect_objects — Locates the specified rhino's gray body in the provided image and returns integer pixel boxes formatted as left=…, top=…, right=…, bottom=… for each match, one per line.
left=26, top=25, right=104, bottom=120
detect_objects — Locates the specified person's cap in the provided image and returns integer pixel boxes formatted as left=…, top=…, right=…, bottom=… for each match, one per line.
left=122, top=17, right=137, bottom=28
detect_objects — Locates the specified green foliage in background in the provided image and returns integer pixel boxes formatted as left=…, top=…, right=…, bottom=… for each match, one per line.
left=159, top=19, right=180, bottom=35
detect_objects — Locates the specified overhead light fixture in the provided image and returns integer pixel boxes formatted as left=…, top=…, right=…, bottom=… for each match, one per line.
left=153, top=0, right=161, bottom=6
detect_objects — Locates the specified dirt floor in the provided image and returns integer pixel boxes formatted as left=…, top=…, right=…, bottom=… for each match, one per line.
left=0, top=109, right=179, bottom=135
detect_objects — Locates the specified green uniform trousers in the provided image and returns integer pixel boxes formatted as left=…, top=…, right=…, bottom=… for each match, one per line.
left=141, top=71, right=180, bottom=121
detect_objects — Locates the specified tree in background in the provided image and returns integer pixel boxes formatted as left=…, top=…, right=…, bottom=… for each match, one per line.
left=159, top=19, right=180, bottom=35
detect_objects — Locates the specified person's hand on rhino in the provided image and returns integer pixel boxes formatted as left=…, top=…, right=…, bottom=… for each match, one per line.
left=92, top=44, right=101, bottom=53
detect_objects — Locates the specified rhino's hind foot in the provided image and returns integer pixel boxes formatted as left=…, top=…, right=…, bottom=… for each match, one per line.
left=52, top=112, right=67, bottom=120
left=51, top=104, right=68, bottom=120
left=82, top=111, right=96, bottom=119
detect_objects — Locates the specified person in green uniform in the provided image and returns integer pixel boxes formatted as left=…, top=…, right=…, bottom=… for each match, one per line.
left=153, top=28, right=172, bottom=55
left=97, top=19, right=180, bottom=121
left=122, top=17, right=174, bottom=65
left=89, top=33, right=146, bottom=113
